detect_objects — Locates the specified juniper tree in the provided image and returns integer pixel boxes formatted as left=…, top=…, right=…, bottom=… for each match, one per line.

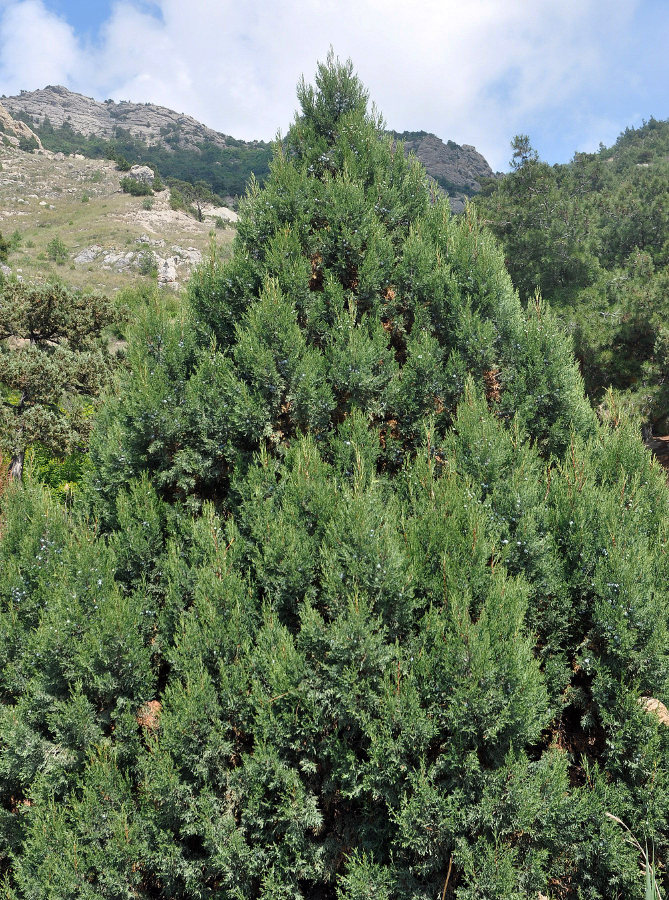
left=91, top=53, right=593, bottom=515
left=0, top=280, right=115, bottom=479
left=3, top=55, right=669, bottom=900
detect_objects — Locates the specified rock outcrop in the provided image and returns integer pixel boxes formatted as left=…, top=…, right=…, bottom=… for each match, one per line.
left=392, top=131, right=497, bottom=211
left=0, top=101, right=43, bottom=150
left=3, top=86, right=235, bottom=153
left=128, top=164, right=155, bottom=185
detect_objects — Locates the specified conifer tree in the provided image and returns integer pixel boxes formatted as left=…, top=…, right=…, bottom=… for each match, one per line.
left=2, top=55, right=669, bottom=900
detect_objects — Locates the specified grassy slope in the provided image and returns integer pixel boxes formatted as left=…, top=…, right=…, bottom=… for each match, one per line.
left=0, top=144, right=235, bottom=294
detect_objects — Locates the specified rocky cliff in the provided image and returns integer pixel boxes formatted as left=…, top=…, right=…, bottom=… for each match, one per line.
left=393, top=131, right=496, bottom=211
left=0, top=101, right=43, bottom=149
left=3, top=85, right=232, bottom=152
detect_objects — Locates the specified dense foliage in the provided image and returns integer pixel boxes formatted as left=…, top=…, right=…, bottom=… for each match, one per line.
left=1, top=57, right=669, bottom=899
left=25, top=116, right=272, bottom=200
left=0, top=280, right=115, bottom=479
left=119, top=176, right=153, bottom=197
left=474, top=120, right=669, bottom=432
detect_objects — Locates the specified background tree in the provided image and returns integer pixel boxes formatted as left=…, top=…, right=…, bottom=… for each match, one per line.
left=0, top=280, right=115, bottom=479
left=475, top=122, right=669, bottom=430
left=0, top=232, right=10, bottom=264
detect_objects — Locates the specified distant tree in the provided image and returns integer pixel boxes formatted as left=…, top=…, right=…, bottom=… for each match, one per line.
left=509, top=133, right=538, bottom=169
left=119, top=176, right=153, bottom=197
left=166, top=178, right=221, bottom=220
left=0, top=231, right=10, bottom=263
left=46, top=236, right=69, bottom=264
left=0, top=281, right=115, bottom=479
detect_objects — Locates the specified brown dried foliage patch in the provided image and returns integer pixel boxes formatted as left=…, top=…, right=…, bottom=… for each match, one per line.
left=136, top=699, right=162, bottom=732
left=483, top=367, right=501, bottom=403
left=639, top=696, right=669, bottom=727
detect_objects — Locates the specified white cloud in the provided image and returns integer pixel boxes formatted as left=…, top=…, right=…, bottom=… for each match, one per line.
left=0, top=0, right=83, bottom=93
left=0, top=0, right=656, bottom=169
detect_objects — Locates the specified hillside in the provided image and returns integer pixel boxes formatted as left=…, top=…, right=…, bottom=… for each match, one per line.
left=3, top=86, right=273, bottom=200
left=473, top=117, right=669, bottom=433
left=0, top=140, right=236, bottom=293
left=5, top=87, right=495, bottom=209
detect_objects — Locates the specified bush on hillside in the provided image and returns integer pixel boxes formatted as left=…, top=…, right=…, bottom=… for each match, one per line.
left=120, top=176, right=153, bottom=197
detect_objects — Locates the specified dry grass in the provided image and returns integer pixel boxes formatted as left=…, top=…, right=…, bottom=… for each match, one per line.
left=0, top=145, right=235, bottom=294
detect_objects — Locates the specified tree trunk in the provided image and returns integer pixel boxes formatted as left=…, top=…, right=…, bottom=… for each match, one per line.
left=8, top=449, right=24, bottom=481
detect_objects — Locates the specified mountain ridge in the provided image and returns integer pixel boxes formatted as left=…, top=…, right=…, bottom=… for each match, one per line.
left=4, top=86, right=495, bottom=208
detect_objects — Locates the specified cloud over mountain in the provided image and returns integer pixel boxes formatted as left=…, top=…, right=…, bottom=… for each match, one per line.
left=0, top=0, right=662, bottom=170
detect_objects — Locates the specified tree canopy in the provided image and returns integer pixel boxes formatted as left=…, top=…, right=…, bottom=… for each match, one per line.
left=474, top=122, right=669, bottom=431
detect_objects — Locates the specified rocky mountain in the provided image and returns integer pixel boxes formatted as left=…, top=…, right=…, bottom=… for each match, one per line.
left=4, top=88, right=496, bottom=209
left=2, top=85, right=230, bottom=153
left=393, top=130, right=496, bottom=211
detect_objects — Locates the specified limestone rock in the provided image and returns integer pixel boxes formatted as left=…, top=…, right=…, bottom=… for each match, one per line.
left=2, top=85, right=231, bottom=153
left=157, top=256, right=179, bottom=289
left=74, top=245, right=103, bottom=265
left=129, top=165, right=154, bottom=186
left=0, top=101, right=42, bottom=149
left=392, top=130, right=497, bottom=210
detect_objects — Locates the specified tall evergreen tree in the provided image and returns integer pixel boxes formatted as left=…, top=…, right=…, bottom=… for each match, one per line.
left=2, top=55, right=668, bottom=900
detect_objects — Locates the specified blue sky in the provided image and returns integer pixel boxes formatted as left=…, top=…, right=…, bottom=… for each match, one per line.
left=0, top=0, right=667, bottom=171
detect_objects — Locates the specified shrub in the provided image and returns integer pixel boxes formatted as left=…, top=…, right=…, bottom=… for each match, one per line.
left=120, top=176, right=153, bottom=197
left=0, top=231, right=10, bottom=262
left=18, top=134, right=39, bottom=152
left=137, top=249, right=157, bottom=278
left=46, top=235, right=69, bottom=263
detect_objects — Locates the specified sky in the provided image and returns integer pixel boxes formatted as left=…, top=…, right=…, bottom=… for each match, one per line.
left=0, top=0, right=666, bottom=172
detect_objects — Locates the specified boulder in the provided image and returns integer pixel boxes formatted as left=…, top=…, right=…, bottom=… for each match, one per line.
left=157, top=256, right=179, bottom=289
left=74, top=245, right=102, bottom=265
left=128, top=165, right=155, bottom=186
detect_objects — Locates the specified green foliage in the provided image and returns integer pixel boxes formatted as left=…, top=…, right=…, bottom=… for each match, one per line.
left=29, top=117, right=271, bottom=198
left=0, top=280, right=116, bottom=479
left=119, top=176, right=153, bottom=196
left=2, top=56, right=669, bottom=900
left=45, top=236, right=69, bottom=263
left=0, top=232, right=9, bottom=263
left=18, top=134, right=38, bottom=153
left=27, top=443, right=90, bottom=502
left=137, top=249, right=157, bottom=277
left=474, top=123, right=669, bottom=428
